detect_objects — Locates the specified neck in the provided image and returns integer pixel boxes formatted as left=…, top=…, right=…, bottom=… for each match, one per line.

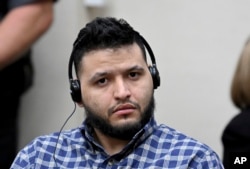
left=94, top=128, right=130, bottom=155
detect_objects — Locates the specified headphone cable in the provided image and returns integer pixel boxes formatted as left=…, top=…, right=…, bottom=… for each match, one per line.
left=53, top=102, right=76, bottom=166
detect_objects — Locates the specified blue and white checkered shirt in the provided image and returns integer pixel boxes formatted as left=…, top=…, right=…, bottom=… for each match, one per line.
left=11, top=117, right=224, bottom=168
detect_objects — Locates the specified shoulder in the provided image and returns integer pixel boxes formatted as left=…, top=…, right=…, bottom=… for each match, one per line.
left=11, top=127, right=83, bottom=168
left=143, top=124, right=223, bottom=168
left=17, top=127, right=82, bottom=158
left=223, top=110, right=250, bottom=133
left=154, top=124, right=219, bottom=155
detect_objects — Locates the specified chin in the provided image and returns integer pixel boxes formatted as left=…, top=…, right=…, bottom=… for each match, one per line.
left=113, top=117, right=139, bottom=126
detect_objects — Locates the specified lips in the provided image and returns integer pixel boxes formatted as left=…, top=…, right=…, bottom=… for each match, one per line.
left=113, top=103, right=136, bottom=115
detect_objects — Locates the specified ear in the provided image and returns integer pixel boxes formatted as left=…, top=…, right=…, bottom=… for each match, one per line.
left=77, top=102, right=84, bottom=107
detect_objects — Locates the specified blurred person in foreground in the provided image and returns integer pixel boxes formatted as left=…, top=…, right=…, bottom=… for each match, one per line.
left=11, top=16, right=224, bottom=168
left=0, top=0, right=57, bottom=168
left=221, top=37, right=250, bottom=168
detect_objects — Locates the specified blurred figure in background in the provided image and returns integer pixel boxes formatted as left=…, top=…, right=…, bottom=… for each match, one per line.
left=0, top=0, right=57, bottom=168
left=221, top=36, right=250, bottom=168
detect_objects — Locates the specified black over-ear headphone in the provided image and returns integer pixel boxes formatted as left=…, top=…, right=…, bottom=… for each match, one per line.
left=68, top=34, right=160, bottom=103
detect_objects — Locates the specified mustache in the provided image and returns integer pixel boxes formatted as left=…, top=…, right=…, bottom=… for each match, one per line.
left=108, top=100, right=141, bottom=116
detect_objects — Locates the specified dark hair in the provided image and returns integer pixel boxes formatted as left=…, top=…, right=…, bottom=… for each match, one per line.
left=71, top=17, right=147, bottom=76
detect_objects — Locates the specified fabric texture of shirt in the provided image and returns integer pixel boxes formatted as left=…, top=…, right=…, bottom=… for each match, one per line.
left=11, top=117, right=224, bottom=169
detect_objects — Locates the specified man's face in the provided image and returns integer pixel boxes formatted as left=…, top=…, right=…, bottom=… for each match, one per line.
left=78, top=43, right=154, bottom=139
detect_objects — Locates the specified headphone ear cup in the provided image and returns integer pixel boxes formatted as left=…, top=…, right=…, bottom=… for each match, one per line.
left=70, top=80, right=82, bottom=102
left=149, top=65, right=161, bottom=89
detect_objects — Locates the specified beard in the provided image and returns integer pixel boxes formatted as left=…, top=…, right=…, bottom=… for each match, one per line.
left=84, top=96, right=155, bottom=140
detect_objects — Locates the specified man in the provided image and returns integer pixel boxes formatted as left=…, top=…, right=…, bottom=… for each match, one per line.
left=0, top=0, right=56, bottom=168
left=11, top=17, right=224, bottom=168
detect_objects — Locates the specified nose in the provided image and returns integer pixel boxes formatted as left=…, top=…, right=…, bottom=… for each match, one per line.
left=113, top=78, right=131, bottom=100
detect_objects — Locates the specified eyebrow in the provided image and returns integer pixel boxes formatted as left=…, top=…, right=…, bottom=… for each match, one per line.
left=89, top=71, right=110, bottom=83
left=127, top=65, right=144, bottom=72
left=89, top=65, right=145, bottom=82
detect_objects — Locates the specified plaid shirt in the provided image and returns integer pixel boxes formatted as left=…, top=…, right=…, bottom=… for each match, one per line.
left=11, top=117, right=224, bottom=169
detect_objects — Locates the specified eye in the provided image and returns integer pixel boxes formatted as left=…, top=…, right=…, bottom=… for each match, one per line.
left=97, top=78, right=108, bottom=86
left=129, top=72, right=139, bottom=79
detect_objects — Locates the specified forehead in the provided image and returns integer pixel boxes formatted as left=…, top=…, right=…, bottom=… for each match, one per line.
left=79, top=43, right=147, bottom=74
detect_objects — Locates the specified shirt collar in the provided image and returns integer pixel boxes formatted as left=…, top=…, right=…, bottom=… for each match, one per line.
left=80, top=116, right=157, bottom=158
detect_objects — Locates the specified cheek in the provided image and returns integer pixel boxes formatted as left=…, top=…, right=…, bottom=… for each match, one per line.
left=82, top=88, right=112, bottom=114
left=132, top=82, right=153, bottom=109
